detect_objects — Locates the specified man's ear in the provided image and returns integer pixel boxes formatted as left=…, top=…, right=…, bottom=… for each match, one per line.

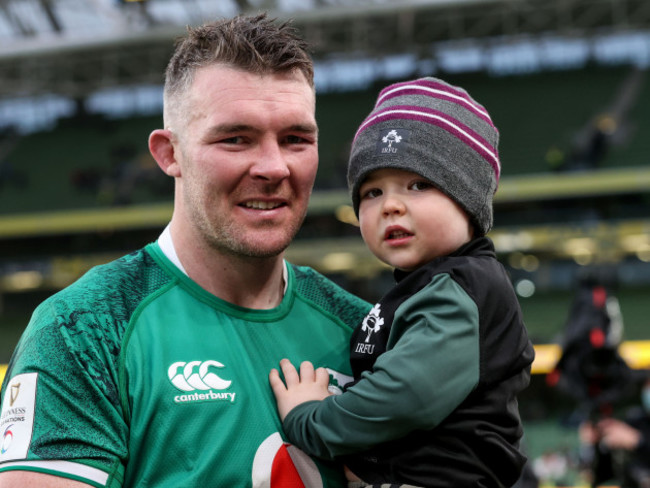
left=149, top=129, right=181, bottom=177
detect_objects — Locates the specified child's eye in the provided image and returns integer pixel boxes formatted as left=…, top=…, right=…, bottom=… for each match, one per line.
left=410, top=180, right=433, bottom=191
left=361, top=188, right=382, bottom=199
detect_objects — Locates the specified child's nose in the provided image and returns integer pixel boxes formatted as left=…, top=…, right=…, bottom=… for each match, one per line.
left=382, top=195, right=406, bottom=216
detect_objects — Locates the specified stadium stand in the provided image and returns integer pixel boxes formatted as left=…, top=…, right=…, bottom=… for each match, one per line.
left=1, top=66, right=646, bottom=215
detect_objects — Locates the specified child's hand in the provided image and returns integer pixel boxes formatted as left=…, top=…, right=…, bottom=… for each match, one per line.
left=269, top=359, right=331, bottom=421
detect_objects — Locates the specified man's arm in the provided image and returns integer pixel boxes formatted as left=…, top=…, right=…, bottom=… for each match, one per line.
left=0, top=471, right=93, bottom=487
left=0, top=293, right=128, bottom=486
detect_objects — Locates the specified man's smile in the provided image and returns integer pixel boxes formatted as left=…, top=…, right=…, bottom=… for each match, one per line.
left=241, top=200, right=287, bottom=210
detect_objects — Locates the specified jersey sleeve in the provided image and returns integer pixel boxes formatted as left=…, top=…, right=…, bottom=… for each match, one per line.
left=282, top=274, right=480, bottom=459
left=0, top=294, right=127, bottom=487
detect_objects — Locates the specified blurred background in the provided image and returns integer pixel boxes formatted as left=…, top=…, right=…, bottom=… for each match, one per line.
left=2, top=0, right=650, bottom=486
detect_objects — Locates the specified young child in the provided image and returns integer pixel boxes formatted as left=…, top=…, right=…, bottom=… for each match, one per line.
left=270, top=77, right=535, bottom=488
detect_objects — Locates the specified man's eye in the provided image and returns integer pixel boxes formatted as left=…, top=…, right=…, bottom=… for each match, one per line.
left=285, top=135, right=310, bottom=144
left=220, top=136, right=245, bottom=144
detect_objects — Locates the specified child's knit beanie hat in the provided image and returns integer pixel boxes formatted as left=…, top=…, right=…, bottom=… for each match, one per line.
left=347, top=77, right=501, bottom=236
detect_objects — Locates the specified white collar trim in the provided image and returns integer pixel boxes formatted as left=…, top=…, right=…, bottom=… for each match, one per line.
left=158, top=224, right=188, bottom=275
left=156, top=225, right=288, bottom=294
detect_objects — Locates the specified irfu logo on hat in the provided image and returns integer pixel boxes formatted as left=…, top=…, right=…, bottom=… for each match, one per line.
left=376, top=128, right=410, bottom=155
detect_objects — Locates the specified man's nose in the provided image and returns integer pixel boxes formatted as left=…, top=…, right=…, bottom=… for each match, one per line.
left=250, top=142, right=290, bottom=181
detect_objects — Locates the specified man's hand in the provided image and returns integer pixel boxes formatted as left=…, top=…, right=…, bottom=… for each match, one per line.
left=597, top=418, right=642, bottom=450
left=269, top=359, right=331, bottom=421
left=578, top=421, right=599, bottom=444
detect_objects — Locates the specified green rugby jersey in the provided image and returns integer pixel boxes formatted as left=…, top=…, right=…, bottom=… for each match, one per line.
left=0, top=242, right=370, bottom=487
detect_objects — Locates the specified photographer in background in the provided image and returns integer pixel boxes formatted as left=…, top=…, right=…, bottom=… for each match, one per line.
left=579, top=376, right=650, bottom=488
left=546, top=269, right=640, bottom=487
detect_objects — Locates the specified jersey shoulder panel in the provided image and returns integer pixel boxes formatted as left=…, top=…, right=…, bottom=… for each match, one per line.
left=1, top=246, right=174, bottom=469
left=290, top=264, right=371, bottom=329
left=24, top=246, right=173, bottom=374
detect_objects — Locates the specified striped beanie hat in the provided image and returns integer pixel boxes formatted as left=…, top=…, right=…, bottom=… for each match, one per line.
left=347, top=77, right=501, bottom=236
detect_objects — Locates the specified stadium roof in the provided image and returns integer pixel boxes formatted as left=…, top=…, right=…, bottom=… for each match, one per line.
left=2, top=0, right=650, bottom=99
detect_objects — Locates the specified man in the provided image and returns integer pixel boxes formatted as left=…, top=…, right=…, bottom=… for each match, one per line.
left=579, top=376, right=650, bottom=488
left=0, top=14, right=370, bottom=487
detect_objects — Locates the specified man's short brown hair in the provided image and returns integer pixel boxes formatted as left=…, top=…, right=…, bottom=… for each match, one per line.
left=163, top=13, right=314, bottom=126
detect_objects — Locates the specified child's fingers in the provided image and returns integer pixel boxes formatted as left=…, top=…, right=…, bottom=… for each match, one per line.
left=279, top=358, right=299, bottom=386
left=315, top=366, right=330, bottom=388
left=299, top=360, right=316, bottom=381
left=268, top=368, right=286, bottom=395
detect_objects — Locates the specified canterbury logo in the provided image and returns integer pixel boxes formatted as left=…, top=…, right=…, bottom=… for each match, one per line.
left=168, top=360, right=232, bottom=392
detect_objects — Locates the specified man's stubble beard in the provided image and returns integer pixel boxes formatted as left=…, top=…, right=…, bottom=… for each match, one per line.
left=193, top=205, right=307, bottom=260
left=180, top=165, right=311, bottom=260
